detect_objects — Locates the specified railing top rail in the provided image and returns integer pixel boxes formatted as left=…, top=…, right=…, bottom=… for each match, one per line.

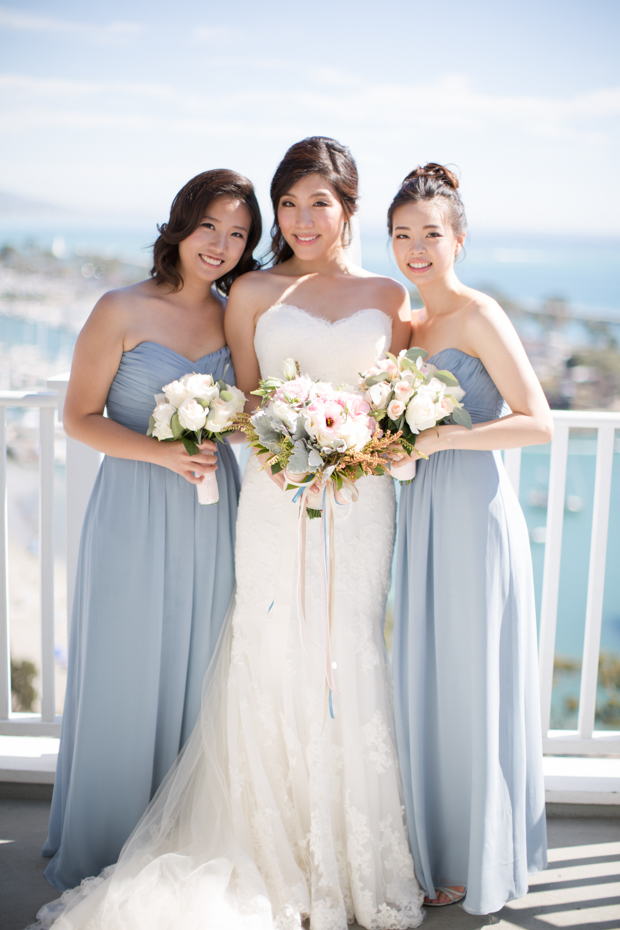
left=0, top=391, right=58, bottom=408
left=550, top=410, right=620, bottom=427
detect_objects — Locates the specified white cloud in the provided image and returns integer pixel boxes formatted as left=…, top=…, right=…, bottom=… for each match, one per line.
left=0, top=5, right=144, bottom=41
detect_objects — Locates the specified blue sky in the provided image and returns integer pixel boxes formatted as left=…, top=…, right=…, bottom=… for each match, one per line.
left=1, top=0, right=619, bottom=234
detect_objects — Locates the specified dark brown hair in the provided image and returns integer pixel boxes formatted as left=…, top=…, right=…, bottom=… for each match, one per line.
left=151, top=169, right=262, bottom=295
left=387, top=163, right=467, bottom=238
left=269, top=136, right=358, bottom=265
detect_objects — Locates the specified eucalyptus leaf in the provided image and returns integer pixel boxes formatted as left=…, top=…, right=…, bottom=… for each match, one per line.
left=147, top=415, right=155, bottom=436
left=216, top=380, right=227, bottom=392
left=433, top=370, right=459, bottom=386
left=452, top=405, right=473, bottom=429
left=220, top=390, right=233, bottom=401
left=365, top=371, right=392, bottom=386
left=405, top=347, right=428, bottom=361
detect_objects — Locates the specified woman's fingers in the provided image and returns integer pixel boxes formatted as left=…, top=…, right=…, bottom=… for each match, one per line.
left=197, top=439, right=217, bottom=453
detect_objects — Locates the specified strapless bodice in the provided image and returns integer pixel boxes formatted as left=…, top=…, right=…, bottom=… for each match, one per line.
left=429, top=348, right=507, bottom=423
left=106, top=341, right=234, bottom=432
left=254, top=304, right=392, bottom=386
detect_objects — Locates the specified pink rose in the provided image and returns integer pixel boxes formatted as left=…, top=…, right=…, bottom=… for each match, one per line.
left=387, top=399, right=406, bottom=420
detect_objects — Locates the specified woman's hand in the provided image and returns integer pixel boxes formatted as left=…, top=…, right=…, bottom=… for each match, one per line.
left=154, top=439, right=218, bottom=484
left=256, top=451, right=287, bottom=490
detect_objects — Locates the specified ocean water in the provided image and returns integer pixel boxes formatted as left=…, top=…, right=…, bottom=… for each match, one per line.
left=1, top=214, right=619, bottom=316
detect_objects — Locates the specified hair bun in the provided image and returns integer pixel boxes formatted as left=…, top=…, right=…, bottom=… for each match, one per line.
left=403, top=163, right=459, bottom=190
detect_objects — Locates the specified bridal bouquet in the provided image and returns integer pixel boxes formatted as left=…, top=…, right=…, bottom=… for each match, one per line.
left=237, top=358, right=395, bottom=518
left=359, top=347, right=472, bottom=480
left=147, top=372, right=246, bottom=504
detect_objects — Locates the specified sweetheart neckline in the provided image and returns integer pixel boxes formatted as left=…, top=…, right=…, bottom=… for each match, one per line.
left=427, top=347, right=481, bottom=363
left=262, top=304, right=393, bottom=329
left=124, top=341, right=229, bottom=366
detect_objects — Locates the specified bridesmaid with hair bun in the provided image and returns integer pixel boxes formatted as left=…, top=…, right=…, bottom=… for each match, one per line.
left=389, top=164, right=550, bottom=915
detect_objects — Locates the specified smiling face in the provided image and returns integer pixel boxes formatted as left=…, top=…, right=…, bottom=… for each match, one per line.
left=276, top=173, right=348, bottom=262
left=176, top=195, right=251, bottom=286
left=391, top=200, right=465, bottom=286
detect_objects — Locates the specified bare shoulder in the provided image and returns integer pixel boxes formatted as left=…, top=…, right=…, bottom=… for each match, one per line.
left=463, top=288, right=510, bottom=333
left=358, top=273, right=409, bottom=308
left=83, top=279, right=154, bottom=335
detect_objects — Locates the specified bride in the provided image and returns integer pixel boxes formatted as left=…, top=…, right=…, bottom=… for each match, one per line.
left=35, top=137, right=424, bottom=930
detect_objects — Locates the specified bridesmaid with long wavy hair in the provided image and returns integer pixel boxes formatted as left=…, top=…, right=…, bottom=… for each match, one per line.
left=43, top=170, right=262, bottom=892
left=389, top=164, right=550, bottom=915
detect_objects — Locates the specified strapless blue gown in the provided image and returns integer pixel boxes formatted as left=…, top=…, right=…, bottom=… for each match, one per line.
left=42, top=342, right=240, bottom=892
left=392, top=349, right=547, bottom=916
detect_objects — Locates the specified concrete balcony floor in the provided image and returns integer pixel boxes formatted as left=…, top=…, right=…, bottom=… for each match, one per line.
left=1, top=797, right=619, bottom=930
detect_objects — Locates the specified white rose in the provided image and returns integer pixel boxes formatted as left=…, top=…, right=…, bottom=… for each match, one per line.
left=271, top=399, right=298, bottom=432
left=177, top=397, right=207, bottom=431
left=405, top=394, right=438, bottom=434
left=447, top=385, right=466, bottom=402
left=282, top=358, right=297, bottom=380
left=393, top=380, right=414, bottom=402
left=162, top=379, right=190, bottom=408
left=427, top=377, right=447, bottom=397
left=205, top=396, right=237, bottom=432
left=365, top=380, right=392, bottom=410
left=387, top=399, right=406, bottom=420
left=183, top=373, right=219, bottom=404
left=151, top=403, right=176, bottom=440
left=435, top=395, right=454, bottom=419
left=399, top=369, right=416, bottom=386
left=223, top=384, right=246, bottom=415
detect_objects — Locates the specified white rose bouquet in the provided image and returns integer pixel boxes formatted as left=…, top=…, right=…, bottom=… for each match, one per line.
left=147, top=371, right=246, bottom=504
left=236, top=359, right=395, bottom=518
left=359, top=347, right=472, bottom=480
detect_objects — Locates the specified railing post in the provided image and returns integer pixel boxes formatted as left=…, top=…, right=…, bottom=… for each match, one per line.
left=0, top=407, right=10, bottom=720
left=538, top=422, right=570, bottom=737
left=47, top=375, right=101, bottom=630
left=39, top=405, right=55, bottom=722
left=578, top=425, right=616, bottom=738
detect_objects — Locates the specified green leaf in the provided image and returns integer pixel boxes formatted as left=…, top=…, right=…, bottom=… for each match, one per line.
left=216, top=380, right=227, bottom=392
left=220, top=390, right=233, bottom=401
left=399, top=356, right=415, bottom=371
left=405, top=347, right=428, bottom=361
left=196, top=398, right=209, bottom=408
left=170, top=412, right=185, bottom=440
left=452, top=405, right=473, bottom=429
left=182, top=436, right=200, bottom=456
left=365, top=371, right=392, bottom=386
left=146, top=414, right=155, bottom=436
left=433, top=370, right=459, bottom=386
left=270, top=461, right=284, bottom=475
left=307, top=508, right=322, bottom=520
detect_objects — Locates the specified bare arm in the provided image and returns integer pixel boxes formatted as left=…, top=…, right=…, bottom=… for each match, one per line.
left=224, top=273, right=267, bottom=413
left=414, top=299, right=553, bottom=456
left=63, top=291, right=217, bottom=483
left=384, top=281, right=412, bottom=355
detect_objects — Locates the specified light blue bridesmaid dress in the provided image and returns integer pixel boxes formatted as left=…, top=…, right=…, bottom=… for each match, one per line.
left=392, top=349, right=547, bottom=916
left=42, top=342, right=240, bottom=892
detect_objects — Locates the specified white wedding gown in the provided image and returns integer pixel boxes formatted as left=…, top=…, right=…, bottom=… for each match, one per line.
left=36, top=305, right=424, bottom=930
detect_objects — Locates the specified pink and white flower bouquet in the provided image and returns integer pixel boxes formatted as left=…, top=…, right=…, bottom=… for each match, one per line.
left=147, top=371, right=246, bottom=504
left=238, top=359, right=395, bottom=518
left=359, top=347, right=472, bottom=479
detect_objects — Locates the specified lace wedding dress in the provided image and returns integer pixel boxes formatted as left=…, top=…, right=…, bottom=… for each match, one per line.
left=36, top=305, right=424, bottom=930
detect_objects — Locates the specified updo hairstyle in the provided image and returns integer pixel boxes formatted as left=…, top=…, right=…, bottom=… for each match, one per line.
left=151, top=169, right=262, bottom=295
left=387, top=163, right=467, bottom=239
left=269, top=136, right=358, bottom=265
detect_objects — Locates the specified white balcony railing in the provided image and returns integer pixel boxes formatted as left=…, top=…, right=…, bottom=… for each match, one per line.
left=0, top=387, right=619, bottom=753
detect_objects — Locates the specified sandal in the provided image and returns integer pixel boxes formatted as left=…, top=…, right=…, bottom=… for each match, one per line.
left=424, top=886, right=466, bottom=907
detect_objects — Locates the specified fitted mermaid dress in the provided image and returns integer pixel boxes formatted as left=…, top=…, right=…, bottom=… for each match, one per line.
left=37, top=306, right=424, bottom=930
left=392, top=348, right=548, bottom=915
left=42, top=342, right=240, bottom=892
